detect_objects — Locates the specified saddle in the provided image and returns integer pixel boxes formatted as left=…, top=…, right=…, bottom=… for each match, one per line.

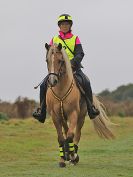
left=73, top=73, right=86, bottom=96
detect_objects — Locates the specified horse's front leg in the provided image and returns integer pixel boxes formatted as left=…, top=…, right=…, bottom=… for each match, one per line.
left=52, top=114, right=66, bottom=167
left=65, top=110, right=78, bottom=162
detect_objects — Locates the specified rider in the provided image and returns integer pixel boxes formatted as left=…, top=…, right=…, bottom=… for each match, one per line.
left=33, top=14, right=100, bottom=123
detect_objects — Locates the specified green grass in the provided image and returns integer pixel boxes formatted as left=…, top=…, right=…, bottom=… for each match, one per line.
left=0, top=117, right=133, bottom=177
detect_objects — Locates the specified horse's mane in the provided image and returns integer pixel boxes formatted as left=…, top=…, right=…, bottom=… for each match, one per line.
left=61, top=47, right=73, bottom=80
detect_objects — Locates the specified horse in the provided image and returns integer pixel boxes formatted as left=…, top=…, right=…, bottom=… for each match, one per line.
left=45, top=43, right=115, bottom=167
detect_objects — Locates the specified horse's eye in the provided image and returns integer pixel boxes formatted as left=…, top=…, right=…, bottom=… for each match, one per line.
left=56, top=51, right=61, bottom=54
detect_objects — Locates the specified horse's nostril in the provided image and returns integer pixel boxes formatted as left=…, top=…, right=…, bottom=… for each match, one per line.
left=54, top=79, right=58, bottom=85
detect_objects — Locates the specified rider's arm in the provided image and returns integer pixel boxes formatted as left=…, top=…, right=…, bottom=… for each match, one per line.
left=70, top=36, right=85, bottom=67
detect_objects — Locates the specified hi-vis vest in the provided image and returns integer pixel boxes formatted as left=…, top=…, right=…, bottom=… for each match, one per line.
left=53, top=35, right=77, bottom=60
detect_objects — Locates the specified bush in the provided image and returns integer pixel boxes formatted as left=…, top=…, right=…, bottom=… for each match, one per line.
left=0, top=112, right=9, bottom=121
left=118, top=112, right=125, bottom=118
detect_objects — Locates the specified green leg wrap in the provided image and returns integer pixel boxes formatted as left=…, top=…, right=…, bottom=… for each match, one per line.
left=69, top=142, right=75, bottom=153
left=59, top=146, right=65, bottom=160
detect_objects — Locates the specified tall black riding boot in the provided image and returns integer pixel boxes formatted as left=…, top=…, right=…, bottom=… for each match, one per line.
left=32, top=75, right=48, bottom=123
left=83, top=76, right=100, bottom=119
left=75, top=69, right=100, bottom=119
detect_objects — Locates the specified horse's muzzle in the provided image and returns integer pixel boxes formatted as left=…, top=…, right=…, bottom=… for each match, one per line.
left=48, top=73, right=59, bottom=87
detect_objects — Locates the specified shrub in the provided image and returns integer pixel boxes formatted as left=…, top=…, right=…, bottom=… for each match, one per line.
left=0, top=112, right=9, bottom=121
left=118, top=112, right=125, bottom=118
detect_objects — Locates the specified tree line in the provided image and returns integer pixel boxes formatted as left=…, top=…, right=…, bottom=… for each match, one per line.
left=0, top=97, right=38, bottom=120
left=0, top=83, right=133, bottom=120
left=99, top=83, right=133, bottom=117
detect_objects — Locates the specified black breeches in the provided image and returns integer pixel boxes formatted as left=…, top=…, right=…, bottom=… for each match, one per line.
left=74, top=69, right=93, bottom=103
left=40, top=75, right=49, bottom=105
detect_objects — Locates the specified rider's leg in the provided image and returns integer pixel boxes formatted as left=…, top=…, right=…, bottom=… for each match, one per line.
left=75, top=69, right=100, bottom=119
left=32, top=75, right=48, bottom=123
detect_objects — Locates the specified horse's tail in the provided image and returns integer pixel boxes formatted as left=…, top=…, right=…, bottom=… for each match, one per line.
left=92, top=95, right=115, bottom=139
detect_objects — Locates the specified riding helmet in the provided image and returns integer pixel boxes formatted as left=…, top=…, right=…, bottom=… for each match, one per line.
left=57, top=14, right=73, bottom=26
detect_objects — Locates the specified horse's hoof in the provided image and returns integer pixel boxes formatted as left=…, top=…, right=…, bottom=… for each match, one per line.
left=59, top=162, right=66, bottom=168
left=70, top=154, right=79, bottom=165
left=65, top=152, right=70, bottom=161
left=74, top=154, right=79, bottom=164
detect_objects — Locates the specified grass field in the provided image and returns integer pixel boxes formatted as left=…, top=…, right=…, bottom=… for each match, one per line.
left=0, top=117, right=133, bottom=177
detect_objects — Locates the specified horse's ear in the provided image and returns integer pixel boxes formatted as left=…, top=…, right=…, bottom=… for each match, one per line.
left=58, top=43, right=62, bottom=51
left=45, top=43, right=50, bottom=50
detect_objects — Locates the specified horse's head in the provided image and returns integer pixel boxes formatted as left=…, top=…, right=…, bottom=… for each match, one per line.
left=45, top=43, right=66, bottom=87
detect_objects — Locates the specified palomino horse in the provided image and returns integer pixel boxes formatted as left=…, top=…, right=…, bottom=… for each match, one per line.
left=45, top=43, right=114, bottom=167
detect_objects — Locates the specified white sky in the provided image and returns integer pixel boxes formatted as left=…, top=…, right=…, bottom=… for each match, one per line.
left=0, top=0, right=133, bottom=101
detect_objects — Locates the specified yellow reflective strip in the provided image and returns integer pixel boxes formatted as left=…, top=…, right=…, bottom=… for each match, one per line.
left=69, top=147, right=74, bottom=151
left=59, top=147, right=63, bottom=151
left=58, top=16, right=72, bottom=21
left=58, top=16, right=65, bottom=21
left=68, top=16, right=72, bottom=20
left=59, top=152, right=64, bottom=157
left=69, top=143, right=74, bottom=147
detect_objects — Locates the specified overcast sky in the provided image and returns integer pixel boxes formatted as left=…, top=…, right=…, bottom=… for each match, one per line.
left=0, top=0, right=133, bottom=101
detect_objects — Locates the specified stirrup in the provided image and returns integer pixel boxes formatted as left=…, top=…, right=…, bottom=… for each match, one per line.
left=32, top=108, right=46, bottom=123
left=32, top=107, right=41, bottom=117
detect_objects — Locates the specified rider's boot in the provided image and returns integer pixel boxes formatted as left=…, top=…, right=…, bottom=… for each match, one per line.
left=85, top=95, right=100, bottom=119
left=33, top=100, right=46, bottom=123
left=32, top=76, right=48, bottom=123
left=76, top=70, right=100, bottom=119
left=83, top=76, right=100, bottom=119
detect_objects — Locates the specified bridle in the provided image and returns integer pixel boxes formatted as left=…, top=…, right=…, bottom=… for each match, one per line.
left=48, top=59, right=65, bottom=79
left=34, top=50, right=64, bottom=90
left=47, top=50, right=66, bottom=81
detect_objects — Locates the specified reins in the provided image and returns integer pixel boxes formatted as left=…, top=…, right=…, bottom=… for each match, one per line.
left=34, top=51, right=65, bottom=90
left=34, top=66, right=64, bottom=90
left=49, top=80, right=74, bottom=121
left=34, top=77, right=45, bottom=89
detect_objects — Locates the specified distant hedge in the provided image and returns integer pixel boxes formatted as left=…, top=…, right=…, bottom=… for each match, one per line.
left=0, top=97, right=38, bottom=119
left=99, top=83, right=133, bottom=117
left=99, top=83, right=133, bottom=101
left=0, top=112, right=9, bottom=121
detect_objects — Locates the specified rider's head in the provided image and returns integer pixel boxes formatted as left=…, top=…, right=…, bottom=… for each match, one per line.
left=57, top=14, right=73, bottom=33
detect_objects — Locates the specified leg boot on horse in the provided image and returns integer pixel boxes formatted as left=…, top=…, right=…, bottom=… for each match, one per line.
left=32, top=75, right=48, bottom=123
left=59, top=142, right=66, bottom=167
left=75, top=69, right=100, bottom=119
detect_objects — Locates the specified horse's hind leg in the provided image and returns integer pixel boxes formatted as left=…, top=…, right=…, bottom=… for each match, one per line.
left=74, top=114, right=85, bottom=145
left=74, top=100, right=87, bottom=147
left=71, top=111, right=86, bottom=164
